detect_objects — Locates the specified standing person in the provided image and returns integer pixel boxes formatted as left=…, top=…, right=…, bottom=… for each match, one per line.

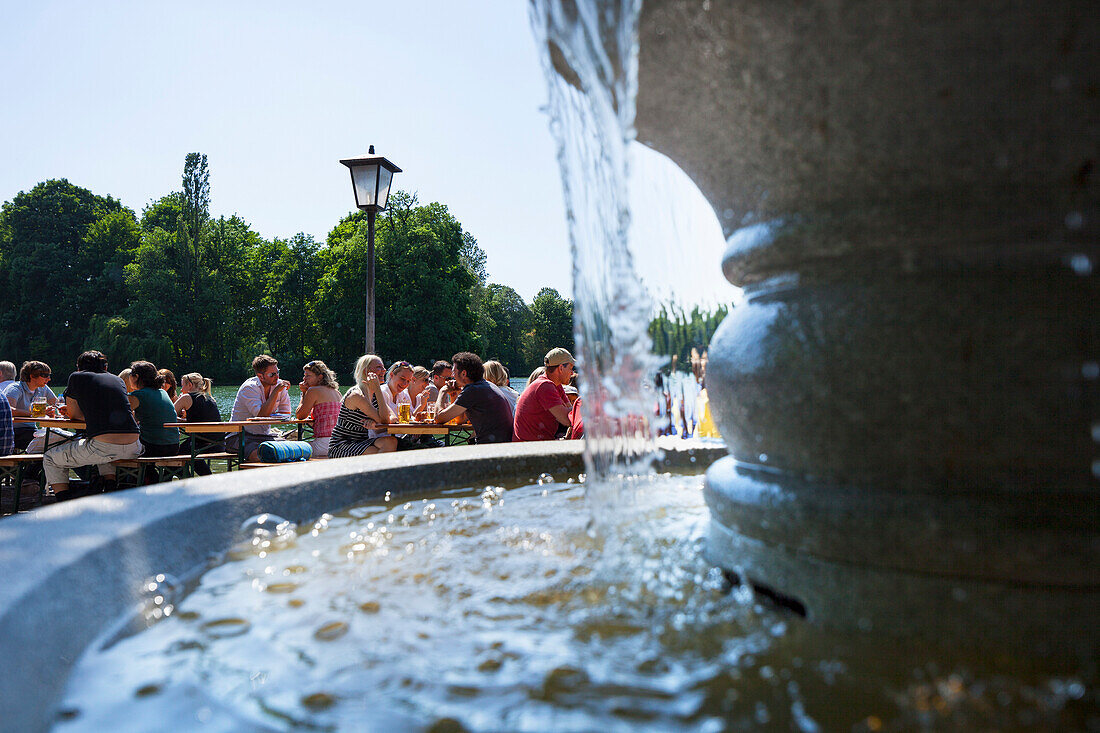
left=0, top=361, right=16, bottom=393
left=174, top=372, right=222, bottom=476
left=328, top=354, right=397, bottom=458
left=42, top=351, right=141, bottom=502
left=228, top=355, right=292, bottom=462
left=434, top=352, right=513, bottom=444
left=127, top=361, right=181, bottom=465
left=513, top=348, right=574, bottom=442
left=482, top=360, right=519, bottom=413
left=158, top=369, right=178, bottom=402
left=3, top=360, right=57, bottom=452
left=295, top=360, right=341, bottom=458
left=427, top=360, right=452, bottom=407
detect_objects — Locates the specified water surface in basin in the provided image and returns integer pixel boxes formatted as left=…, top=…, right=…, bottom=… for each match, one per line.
left=56, top=473, right=1095, bottom=731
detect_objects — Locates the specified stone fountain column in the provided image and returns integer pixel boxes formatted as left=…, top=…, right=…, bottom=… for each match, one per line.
left=635, top=0, right=1098, bottom=652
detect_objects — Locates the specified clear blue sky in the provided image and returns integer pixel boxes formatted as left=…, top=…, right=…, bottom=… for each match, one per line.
left=1, top=0, right=730, bottom=307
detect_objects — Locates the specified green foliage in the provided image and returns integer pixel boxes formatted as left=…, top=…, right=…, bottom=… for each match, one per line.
left=0, top=159, right=582, bottom=385
left=648, top=302, right=730, bottom=369
left=523, top=287, right=575, bottom=372
left=0, top=179, right=129, bottom=371
left=471, top=283, right=532, bottom=376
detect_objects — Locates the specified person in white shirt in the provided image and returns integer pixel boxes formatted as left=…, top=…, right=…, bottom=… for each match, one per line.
left=228, top=354, right=292, bottom=462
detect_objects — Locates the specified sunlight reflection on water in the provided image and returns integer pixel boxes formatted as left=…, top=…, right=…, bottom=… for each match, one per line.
left=57, top=472, right=1096, bottom=731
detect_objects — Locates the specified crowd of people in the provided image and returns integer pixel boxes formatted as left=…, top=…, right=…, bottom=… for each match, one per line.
left=0, top=345, right=583, bottom=507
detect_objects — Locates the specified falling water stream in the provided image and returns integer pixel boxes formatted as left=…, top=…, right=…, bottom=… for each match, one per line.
left=53, top=1, right=1097, bottom=730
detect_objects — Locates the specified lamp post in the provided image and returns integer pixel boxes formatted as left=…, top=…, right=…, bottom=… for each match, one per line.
left=340, top=145, right=402, bottom=354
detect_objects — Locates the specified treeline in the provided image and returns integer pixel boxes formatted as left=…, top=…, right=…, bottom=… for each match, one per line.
left=0, top=154, right=574, bottom=384
left=648, top=302, right=729, bottom=369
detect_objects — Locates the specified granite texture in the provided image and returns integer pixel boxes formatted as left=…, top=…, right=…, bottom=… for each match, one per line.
left=635, top=0, right=1099, bottom=653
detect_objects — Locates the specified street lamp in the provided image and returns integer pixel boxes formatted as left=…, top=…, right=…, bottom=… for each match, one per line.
left=340, top=145, right=402, bottom=354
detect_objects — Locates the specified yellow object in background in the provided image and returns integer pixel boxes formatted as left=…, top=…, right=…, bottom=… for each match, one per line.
left=695, top=389, right=720, bottom=438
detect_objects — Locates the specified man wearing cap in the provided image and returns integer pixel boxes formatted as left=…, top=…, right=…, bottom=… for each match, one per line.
left=513, top=348, right=575, bottom=442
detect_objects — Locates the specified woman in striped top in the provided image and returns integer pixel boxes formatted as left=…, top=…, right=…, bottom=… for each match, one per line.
left=295, top=360, right=342, bottom=458
left=328, top=354, right=397, bottom=459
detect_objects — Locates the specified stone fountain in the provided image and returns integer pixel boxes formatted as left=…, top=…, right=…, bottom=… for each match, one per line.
left=634, top=0, right=1098, bottom=653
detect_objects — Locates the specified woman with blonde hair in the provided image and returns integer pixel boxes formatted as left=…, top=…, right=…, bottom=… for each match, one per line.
left=408, top=366, right=431, bottom=419
left=328, top=354, right=396, bottom=458
left=174, top=372, right=221, bottom=475
left=174, top=373, right=219, bottom=421
left=483, top=360, right=519, bottom=412
left=295, top=360, right=341, bottom=458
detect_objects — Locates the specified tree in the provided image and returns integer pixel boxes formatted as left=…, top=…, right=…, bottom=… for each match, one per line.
left=523, top=287, right=574, bottom=371
left=472, top=283, right=532, bottom=375
left=0, top=179, right=128, bottom=372
left=315, top=192, right=485, bottom=373
left=176, top=153, right=210, bottom=362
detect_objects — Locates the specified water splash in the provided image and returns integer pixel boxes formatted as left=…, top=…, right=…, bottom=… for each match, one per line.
left=530, top=0, right=661, bottom=479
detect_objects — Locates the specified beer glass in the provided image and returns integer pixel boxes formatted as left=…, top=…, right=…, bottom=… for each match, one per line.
left=30, top=397, right=47, bottom=418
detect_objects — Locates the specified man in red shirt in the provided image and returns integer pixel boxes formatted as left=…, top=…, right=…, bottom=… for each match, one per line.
left=513, top=348, right=574, bottom=441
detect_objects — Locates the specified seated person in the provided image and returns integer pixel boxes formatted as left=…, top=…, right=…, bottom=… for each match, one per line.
left=0, top=390, right=13, bottom=456
left=566, top=388, right=584, bottom=439
left=427, top=360, right=452, bottom=406
left=380, top=361, right=426, bottom=449
left=127, top=362, right=182, bottom=484
left=328, top=354, right=397, bottom=458
left=158, top=368, right=178, bottom=402
left=434, top=352, right=513, bottom=444
left=174, top=372, right=223, bottom=476
left=0, top=360, right=16, bottom=393
left=42, top=351, right=141, bottom=501
left=295, top=360, right=341, bottom=458
left=513, top=348, right=574, bottom=442
left=408, top=366, right=432, bottom=419
left=228, top=355, right=292, bottom=462
left=4, top=360, right=57, bottom=452
left=483, top=360, right=519, bottom=413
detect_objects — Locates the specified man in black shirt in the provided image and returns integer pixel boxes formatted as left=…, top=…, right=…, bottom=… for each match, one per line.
left=434, top=352, right=513, bottom=444
left=42, top=351, right=142, bottom=502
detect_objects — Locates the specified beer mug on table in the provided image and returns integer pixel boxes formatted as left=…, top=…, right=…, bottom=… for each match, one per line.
left=30, top=397, right=47, bottom=418
left=425, top=401, right=436, bottom=420
left=398, top=402, right=412, bottom=423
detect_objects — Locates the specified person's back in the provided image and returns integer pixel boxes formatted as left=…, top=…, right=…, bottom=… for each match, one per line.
left=455, top=379, right=513, bottom=444
left=185, top=392, right=221, bottom=423
left=67, top=371, right=139, bottom=437
left=42, top=352, right=142, bottom=501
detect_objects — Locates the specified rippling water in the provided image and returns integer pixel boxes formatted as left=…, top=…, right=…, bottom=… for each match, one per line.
left=55, top=473, right=1096, bottom=731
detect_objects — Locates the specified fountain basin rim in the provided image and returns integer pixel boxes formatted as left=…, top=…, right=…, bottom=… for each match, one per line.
left=0, top=440, right=725, bottom=733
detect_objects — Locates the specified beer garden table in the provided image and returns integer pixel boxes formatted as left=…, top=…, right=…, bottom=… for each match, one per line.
left=13, top=416, right=86, bottom=453
left=384, top=421, right=475, bottom=447
left=167, top=417, right=313, bottom=466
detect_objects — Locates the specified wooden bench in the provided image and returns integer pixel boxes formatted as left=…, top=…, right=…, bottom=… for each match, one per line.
left=113, top=456, right=192, bottom=486
left=0, top=454, right=44, bottom=514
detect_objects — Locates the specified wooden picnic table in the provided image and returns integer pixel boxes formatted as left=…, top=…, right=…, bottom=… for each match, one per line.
left=13, top=416, right=87, bottom=453
left=167, top=417, right=313, bottom=464
left=384, top=421, right=475, bottom=446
